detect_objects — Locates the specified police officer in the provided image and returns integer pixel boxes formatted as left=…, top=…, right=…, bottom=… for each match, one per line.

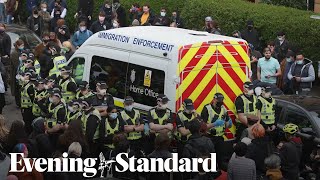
left=148, top=94, right=173, bottom=153
left=201, top=93, right=232, bottom=168
left=58, top=66, right=77, bottom=103
left=14, top=50, right=29, bottom=107
left=76, top=81, right=94, bottom=99
left=257, top=86, right=277, bottom=143
left=66, top=100, right=82, bottom=123
left=20, top=71, right=36, bottom=134
left=235, top=81, right=259, bottom=141
left=28, top=52, right=40, bottom=76
left=92, top=82, right=114, bottom=117
left=48, top=42, right=67, bottom=77
left=32, top=78, right=48, bottom=118
left=43, top=88, right=67, bottom=130
left=119, top=96, right=144, bottom=155
left=45, top=75, right=57, bottom=90
left=101, top=105, right=124, bottom=154
left=80, top=98, right=101, bottom=156
left=175, top=99, right=199, bottom=154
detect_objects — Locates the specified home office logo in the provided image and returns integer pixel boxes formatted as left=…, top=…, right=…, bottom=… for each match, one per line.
left=10, top=152, right=217, bottom=178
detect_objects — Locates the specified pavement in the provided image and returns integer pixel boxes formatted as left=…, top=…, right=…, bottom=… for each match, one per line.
left=2, top=89, right=22, bottom=128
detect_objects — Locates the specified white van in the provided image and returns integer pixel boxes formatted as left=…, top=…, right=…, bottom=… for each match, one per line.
left=68, top=26, right=250, bottom=140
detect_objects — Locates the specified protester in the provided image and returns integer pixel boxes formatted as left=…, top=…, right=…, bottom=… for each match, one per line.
left=263, top=154, right=284, bottom=180
left=0, top=0, right=5, bottom=23
left=4, top=120, right=28, bottom=154
left=48, top=0, right=67, bottom=14
left=267, top=41, right=277, bottom=59
left=34, top=33, right=50, bottom=60
left=203, top=16, right=222, bottom=34
left=0, top=23, right=12, bottom=68
left=228, top=142, right=256, bottom=180
left=129, top=3, right=141, bottom=22
left=72, top=21, right=93, bottom=49
left=101, top=0, right=116, bottom=24
left=55, top=19, right=70, bottom=43
left=277, top=123, right=302, bottom=180
left=279, top=50, right=295, bottom=94
left=257, top=47, right=281, bottom=84
left=137, top=4, right=155, bottom=26
left=113, top=0, right=127, bottom=27
left=5, top=0, right=16, bottom=24
left=249, top=44, right=262, bottom=81
left=8, top=143, right=44, bottom=180
left=287, top=52, right=315, bottom=95
left=50, top=0, right=67, bottom=31
left=246, top=123, right=274, bottom=178
left=274, top=31, right=290, bottom=62
left=39, top=2, right=51, bottom=32
left=49, top=31, right=62, bottom=48
left=90, top=11, right=112, bottom=34
left=27, top=8, right=44, bottom=37
left=153, top=7, right=170, bottom=26
left=61, top=41, right=74, bottom=61
left=171, top=10, right=183, bottom=28
left=0, top=73, right=4, bottom=114
left=75, top=0, right=94, bottom=27
left=241, top=20, right=260, bottom=51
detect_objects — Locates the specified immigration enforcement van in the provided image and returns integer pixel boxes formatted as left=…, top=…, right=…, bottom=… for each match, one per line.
left=67, top=26, right=251, bottom=140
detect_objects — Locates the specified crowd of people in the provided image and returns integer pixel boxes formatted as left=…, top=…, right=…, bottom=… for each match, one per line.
left=0, top=0, right=320, bottom=180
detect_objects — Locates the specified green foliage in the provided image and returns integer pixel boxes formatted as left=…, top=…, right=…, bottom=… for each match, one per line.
left=261, top=0, right=307, bottom=10
left=181, top=0, right=320, bottom=61
left=18, top=0, right=320, bottom=62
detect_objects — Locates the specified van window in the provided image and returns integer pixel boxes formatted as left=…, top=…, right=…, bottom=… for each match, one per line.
left=69, top=57, right=85, bottom=84
left=126, top=64, right=165, bottom=107
left=90, top=56, right=128, bottom=99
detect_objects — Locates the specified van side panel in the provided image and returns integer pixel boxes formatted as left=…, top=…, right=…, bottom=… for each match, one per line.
left=176, top=41, right=250, bottom=140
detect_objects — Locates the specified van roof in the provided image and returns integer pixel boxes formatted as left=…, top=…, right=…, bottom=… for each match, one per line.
left=86, top=26, right=247, bottom=47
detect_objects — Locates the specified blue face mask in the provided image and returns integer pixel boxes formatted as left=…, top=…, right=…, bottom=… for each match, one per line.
left=296, top=60, right=304, bottom=65
left=109, top=112, right=118, bottom=119
left=286, top=58, right=292, bottom=63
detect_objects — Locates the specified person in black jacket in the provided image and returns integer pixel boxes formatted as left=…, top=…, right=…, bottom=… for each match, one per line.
left=241, top=20, right=261, bottom=51
left=274, top=31, right=290, bottom=62
left=90, top=11, right=112, bottom=34
left=246, top=123, right=275, bottom=179
left=182, top=118, right=216, bottom=180
left=112, top=0, right=127, bottom=27
left=74, top=0, right=94, bottom=27
left=171, top=10, right=183, bottom=28
left=153, top=7, right=170, bottom=26
left=55, top=19, right=70, bottom=43
left=100, top=0, right=116, bottom=25
left=27, top=8, right=44, bottom=37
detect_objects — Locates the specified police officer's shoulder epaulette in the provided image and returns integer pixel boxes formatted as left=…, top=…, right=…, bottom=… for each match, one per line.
left=177, top=109, right=183, bottom=114
left=165, top=108, right=172, bottom=113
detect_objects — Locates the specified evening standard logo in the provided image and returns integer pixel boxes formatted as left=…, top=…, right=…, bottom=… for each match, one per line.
left=10, top=152, right=217, bottom=178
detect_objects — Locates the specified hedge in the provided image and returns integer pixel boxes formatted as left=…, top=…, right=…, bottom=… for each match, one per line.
left=181, top=0, right=320, bottom=62
left=19, top=0, right=320, bottom=63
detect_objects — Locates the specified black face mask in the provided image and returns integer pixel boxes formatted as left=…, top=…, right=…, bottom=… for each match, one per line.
left=216, top=102, right=223, bottom=107
left=43, top=39, right=49, bottom=43
left=248, top=26, right=253, bottom=30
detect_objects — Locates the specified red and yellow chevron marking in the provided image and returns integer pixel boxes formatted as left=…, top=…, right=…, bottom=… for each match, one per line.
left=176, top=40, right=250, bottom=140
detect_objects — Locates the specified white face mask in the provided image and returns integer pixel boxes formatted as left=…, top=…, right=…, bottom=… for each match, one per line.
left=33, top=15, right=39, bottom=18
left=42, top=8, right=47, bottom=12
left=109, top=113, right=118, bottom=119
left=80, top=26, right=86, bottom=32
left=296, top=60, right=304, bottom=65
left=278, top=37, right=284, bottom=41
left=286, top=58, right=292, bottom=62
left=125, top=105, right=133, bottom=112
left=113, top=22, right=119, bottom=28
left=160, top=12, right=166, bottom=17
